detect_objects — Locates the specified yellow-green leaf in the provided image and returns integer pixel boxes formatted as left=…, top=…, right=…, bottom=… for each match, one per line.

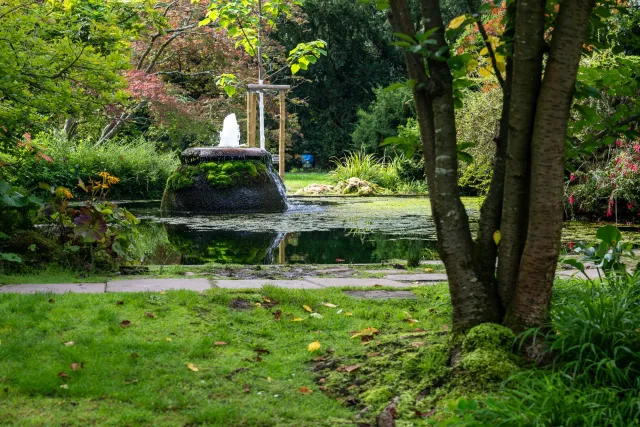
left=187, top=363, right=199, bottom=372
left=303, top=305, right=313, bottom=313
left=292, top=317, right=304, bottom=322
left=322, top=302, right=337, bottom=308
left=308, top=341, right=321, bottom=352
left=493, top=230, right=502, bottom=245
left=479, top=47, right=489, bottom=56
left=448, top=15, right=467, bottom=30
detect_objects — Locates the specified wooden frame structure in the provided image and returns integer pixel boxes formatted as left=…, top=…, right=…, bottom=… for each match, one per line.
left=246, top=83, right=290, bottom=179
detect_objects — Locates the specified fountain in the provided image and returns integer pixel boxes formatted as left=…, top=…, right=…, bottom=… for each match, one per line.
left=161, top=114, right=287, bottom=214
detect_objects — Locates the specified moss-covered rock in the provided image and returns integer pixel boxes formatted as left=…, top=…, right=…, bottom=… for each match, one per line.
left=462, top=323, right=516, bottom=353
left=458, top=324, right=520, bottom=385
left=460, top=349, right=519, bottom=383
left=166, top=166, right=198, bottom=192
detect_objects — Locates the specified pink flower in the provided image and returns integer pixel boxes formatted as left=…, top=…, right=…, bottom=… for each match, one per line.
left=568, top=195, right=575, bottom=205
left=607, top=208, right=613, bottom=217
left=608, top=198, right=615, bottom=206
left=568, top=242, right=575, bottom=250
left=634, top=144, right=640, bottom=153
left=23, top=133, right=31, bottom=142
left=570, top=173, right=576, bottom=182
left=336, top=258, right=345, bottom=263
left=585, top=175, right=589, bottom=182
left=616, top=139, right=623, bottom=147
left=628, top=202, right=634, bottom=210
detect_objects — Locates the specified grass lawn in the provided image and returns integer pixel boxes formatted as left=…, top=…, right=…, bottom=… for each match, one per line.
left=284, top=172, right=334, bottom=194
left=0, top=285, right=452, bottom=426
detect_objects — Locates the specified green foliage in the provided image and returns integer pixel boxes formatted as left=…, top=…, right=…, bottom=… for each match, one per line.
left=352, top=86, right=414, bottom=154
left=0, top=0, right=144, bottom=149
left=8, top=133, right=179, bottom=200
left=274, top=0, right=408, bottom=166
left=330, top=152, right=403, bottom=190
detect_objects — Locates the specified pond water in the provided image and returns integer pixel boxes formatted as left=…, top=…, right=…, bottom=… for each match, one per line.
left=122, top=197, right=640, bottom=266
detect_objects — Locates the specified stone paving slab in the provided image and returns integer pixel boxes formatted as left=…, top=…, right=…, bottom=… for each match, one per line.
left=214, top=280, right=322, bottom=289
left=420, top=260, right=443, bottom=265
left=106, top=278, right=211, bottom=293
left=384, top=273, right=448, bottom=282
left=344, top=290, right=418, bottom=299
left=364, top=269, right=410, bottom=275
left=303, top=277, right=406, bottom=287
left=0, top=283, right=105, bottom=294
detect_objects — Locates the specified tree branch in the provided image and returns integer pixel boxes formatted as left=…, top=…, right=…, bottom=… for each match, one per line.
left=466, top=1, right=505, bottom=89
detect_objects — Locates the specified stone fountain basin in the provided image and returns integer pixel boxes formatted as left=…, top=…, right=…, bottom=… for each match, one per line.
left=161, top=147, right=287, bottom=214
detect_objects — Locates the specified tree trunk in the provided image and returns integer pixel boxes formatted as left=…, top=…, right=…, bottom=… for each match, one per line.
left=508, top=0, right=596, bottom=330
left=496, top=0, right=546, bottom=310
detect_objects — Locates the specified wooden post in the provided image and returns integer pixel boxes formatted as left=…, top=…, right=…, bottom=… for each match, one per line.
left=279, top=91, right=286, bottom=179
left=247, top=93, right=257, bottom=147
left=279, top=239, right=286, bottom=264
left=246, top=93, right=251, bottom=146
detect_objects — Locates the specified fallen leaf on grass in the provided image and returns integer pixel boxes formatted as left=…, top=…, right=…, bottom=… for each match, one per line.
left=70, top=363, right=82, bottom=371
left=58, top=372, right=69, bottom=378
left=303, top=305, right=313, bottom=313
left=367, top=352, right=381, bottom=358
left=292, top=317, right=303, bottom=322
left=344, top=312, right=353, bottom=316
left=254, top=348, right=270, bottom=355
left=423, top=268, right=434, bottom=272
left=120, top=320, right=131, bottom=328
left=165, top=337, right=172, bottom=342
left=263, top=296, right=271, bottom=303
left=159, top=291, right=167, bottom=295
left=411, top=342, right=425, bottom=348
left=319, top=385, right=328, bottom=391
left=214, top=341, right=227, bottom=346
left=350, top=327, right=379, bottom=340
left=63, top=341, right=75, bottom=347
left=187, top=363, right=199, bottom=372
left=347, top=385, right=357, bottom=390
left=115, top=301, right=124, bottom=306
left=124, top=379, right=139, bottom=385
left=322, top=302, right=337, bottom=308
left=441, top=324, right=449, bottom=332
left=130, top=352, right=139, bottom=358
left=308, top=341, right=321, bottom=352
left=254, top=302, right=262, bottom=308
left=145, top=312, right=156, bottom=318
left=403, top=318, right=419, bottom=324
left=336, top=364, right=361, bottom=373
left=48, top=299, right=55, bottom=304
left=298, top=386, right=313, bottom=395
left=274, top=310, right=282, bottom=321
left=244, top=384, right=251, bottom=393
left=313, top=356, right=327, bottom=362
left=318, top=378, right=325, bottom=383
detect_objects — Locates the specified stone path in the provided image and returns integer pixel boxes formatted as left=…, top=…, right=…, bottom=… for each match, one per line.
left=0, top=268, right=595, bottom=294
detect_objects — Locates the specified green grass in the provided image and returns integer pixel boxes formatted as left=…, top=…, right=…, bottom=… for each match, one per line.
left=284, top=172, right=334, bottom=194
left=0, top=285, right=451, bottom=426
left=0, top=265, right=111, bottom=285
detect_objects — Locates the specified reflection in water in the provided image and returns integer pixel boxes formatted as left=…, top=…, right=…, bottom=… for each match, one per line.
left=121, top=198, right=640, bottom=265
left=123, top=197, right=457, bottom=265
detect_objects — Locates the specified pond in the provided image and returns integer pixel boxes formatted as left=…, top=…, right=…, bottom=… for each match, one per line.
left=122, top=197, right=640, bottom=266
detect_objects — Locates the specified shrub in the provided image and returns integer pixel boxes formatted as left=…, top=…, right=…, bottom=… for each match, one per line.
left=12, top=133, right=179, bottom=200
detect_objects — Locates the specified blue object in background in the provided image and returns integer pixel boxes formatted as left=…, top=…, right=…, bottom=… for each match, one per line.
left=301, top=154, right=314, bottom=168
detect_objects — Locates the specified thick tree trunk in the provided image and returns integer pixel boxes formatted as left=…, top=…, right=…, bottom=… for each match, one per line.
left=508, top=0, right=596, bottom=329
left=496, top=0, right=546, bottom=309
